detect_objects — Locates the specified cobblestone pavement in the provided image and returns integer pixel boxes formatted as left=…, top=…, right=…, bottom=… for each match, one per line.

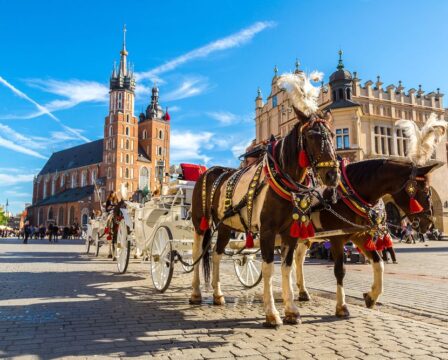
left=0, top=238, right=448, bottom=359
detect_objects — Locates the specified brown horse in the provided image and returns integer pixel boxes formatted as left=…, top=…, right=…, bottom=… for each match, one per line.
left=294, top=158, right=441, bottom=317
left=190, top=105, right=340, bottom=327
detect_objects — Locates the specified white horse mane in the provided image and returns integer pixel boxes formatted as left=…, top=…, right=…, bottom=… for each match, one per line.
left=395, top=113, right=447, bottom=165
left=276, top=71, right=323, bottom=116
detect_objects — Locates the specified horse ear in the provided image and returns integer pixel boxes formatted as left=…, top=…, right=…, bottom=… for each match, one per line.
left=417, top=161, right=444, bottom=176
left=292, top=106, right=309, bottom=124
left=324, top=110, right=333, bottom=126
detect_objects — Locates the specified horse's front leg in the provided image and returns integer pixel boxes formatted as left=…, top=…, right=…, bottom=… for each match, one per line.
left=354, top=235, right=384, bottom=308
left=260, top=227, right=282, bottom=328
left=295, top=242, right=311, bottom=301
left=281, top=236, right=301, bottom=325
left=331, top=238, right=349, bottom=317
left=212, top=225, right=231, bottom=305
left=189, top=231, right=203, bottom=304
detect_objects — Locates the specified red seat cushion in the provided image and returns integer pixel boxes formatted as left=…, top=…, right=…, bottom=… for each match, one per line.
left=180, top=163, right=207, bottom=181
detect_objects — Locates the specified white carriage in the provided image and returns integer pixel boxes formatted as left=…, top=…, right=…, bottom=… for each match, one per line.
left=85, top=213, right=110, bottom=257
left=112, top=165, right=263, bottom=292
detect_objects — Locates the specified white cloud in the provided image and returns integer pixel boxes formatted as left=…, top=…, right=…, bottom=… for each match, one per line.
left=0, top=76, right=89, bottom=142
left=207, top=111, right=238, bottom=125
left=164, top=77, right=209, bottom=101
left=231, top=140, right=253, bottom=158
left=0, top=173, right=35, bottom=186
left=137, top=21, right=276, bottom=80
left=170, top=131, right=214, bottom=163
left=4, top=190, right=31, bottom=197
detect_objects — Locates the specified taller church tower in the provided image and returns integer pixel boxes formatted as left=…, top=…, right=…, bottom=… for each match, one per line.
left=103, top=26, right=139, bottom=195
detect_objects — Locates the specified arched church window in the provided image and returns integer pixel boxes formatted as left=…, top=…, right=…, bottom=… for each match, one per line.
left=158, top=130, right=163, bottom=139
left=81, top=171, right=87, bottom=187
left=125, top=127, right=129, bottom=136
left=125, top=168, right=129, bottom=179
left=126, top=114, right=130, bottom=123
left=346, top=88, right=351, bottom=100
left=126, top=154, right=129, bottom=164
left=126, top=139, right=129, bottom=150
left=338, top=88, right=344, bottom=100
left=142, top=129, right=147, bottom=139
left=109, top=126, right=113, bottom=137
left=91, top=169, right=97, bottom=185
left=107, top=167, right=112, bottom=179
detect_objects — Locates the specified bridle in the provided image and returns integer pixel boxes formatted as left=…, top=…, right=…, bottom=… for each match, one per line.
left=300, top=118, right=339, bottom=174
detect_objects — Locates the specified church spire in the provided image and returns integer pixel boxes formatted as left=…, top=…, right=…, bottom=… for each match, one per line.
left=119, top=25, right=128, bottom=76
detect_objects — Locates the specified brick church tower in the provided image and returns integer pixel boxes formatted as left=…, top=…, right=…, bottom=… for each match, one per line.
left=103, top=26, right=139, bottom=195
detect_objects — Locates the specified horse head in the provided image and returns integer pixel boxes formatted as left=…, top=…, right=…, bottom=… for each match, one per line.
left=277, top=71, right=340, bottom=188
left=391, top=161, right=443, bottom=233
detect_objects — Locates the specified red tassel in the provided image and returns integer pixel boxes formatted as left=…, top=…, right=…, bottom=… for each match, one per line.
left=375, top=237, right=385, bottom=251
left=107, top=235, right=112, bottom=241
left=409, top=198, right=423, bottom=214
left=307, top=221, right=315, bottom=238
left=199, top=216, right=209, bottom=231
left=299, top=222, right=309, bottom=239
left=104, top=227, right=110, bottom=234
left=383, top=233, right=393, bottom=248
left=298, top=150, right=310, bottom=168
left=290, top=220, right=300, bottom=238
left=364, top=236, right=376, bottom=251
left=246, top=232, right=254, bottom=248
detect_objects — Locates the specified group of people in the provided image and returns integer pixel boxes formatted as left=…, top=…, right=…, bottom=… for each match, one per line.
left=21, top=221, right=81, bottom=244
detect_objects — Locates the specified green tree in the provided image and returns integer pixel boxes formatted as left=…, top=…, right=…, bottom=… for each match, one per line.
left=0, top=206, right=6, bottom=226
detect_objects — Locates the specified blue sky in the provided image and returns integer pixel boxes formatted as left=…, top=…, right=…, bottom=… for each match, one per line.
left=1, top=0, right=447, bottom=214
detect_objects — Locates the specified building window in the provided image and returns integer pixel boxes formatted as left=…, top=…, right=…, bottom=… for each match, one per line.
left=158, top=130, right=163, bottom=139
left=110, top=114, right=114, bottom=123
left=335, top=128, right=350, bottom=150
left=396, top=128, right=408, bottom=157
left=125, top=127, right=129, bottom=136
left=125, top=139, right=129, bottom=150
left=91, top=169, right=97, bottom=185
left=81, top=171, right=87, bottom=187
left=157, top=146, right=163, bottom=156
left=58, top=207, right=64, bottom=226
left=125, top=168, right=129, bottom=179
left=272, top=95, right=278, bottom=108
left=374, top=126, right=393, bottom=155
left=346, top=88, right=351, bottom=100
left=125, top=154, right=129, bottom=164
left=71, top=173, right=77, bottom=188
left=60, top=174, right=65, bottom=187
left=107, top=167, right=112, bottom=179
left=142, top=129, right=147, bottom=139
left=338, top=88, right=344, bottom=100
left=51, top=178, right=56, bottom=195
left=109, top=126, right=113, bottom=137
left=126, top=114, right=130, bottom=123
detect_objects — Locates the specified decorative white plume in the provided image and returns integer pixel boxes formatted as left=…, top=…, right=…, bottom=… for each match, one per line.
left=120, top=182, right=129, bottom=200
left=395, top=113, right=447, bottom=165
left=277, top=71, right=323, bottom=116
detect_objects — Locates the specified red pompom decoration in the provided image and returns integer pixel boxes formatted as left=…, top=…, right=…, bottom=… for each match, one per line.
left=107, top=235, right=112, bottom=241
left=375, top=237, right=385, bottom=251
left=199, top=216, right=209, bottom=231
left=298, top=150, right=310, bottom=168
left=104, top=227, right=110, bottom=234
left=299, top=222, right=309, bottom=239
left=246, top=232, right=254, bottom=248
left=364, top=236, right=376, bottom=251
left=409, top=198, right=423, bottom=214
left=307, top=221, right=315, bottom=238
left=290, top=220, right=300, bottom=238
left=383, top=233, right=393, bottom=248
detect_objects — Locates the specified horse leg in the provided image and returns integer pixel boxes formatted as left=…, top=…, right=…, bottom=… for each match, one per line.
left=211, top=225, right=231, bottom=306
left=332, top=238, right=349, bottom=317
left=354, top=235, right=384, bottom=308
left=189, top=231, right=203, bottom=304
left=261, top=228, right=282, bottom=328
left=295, top=242, right=310, bottom=301
left=281, top=239, right=301, bottom=325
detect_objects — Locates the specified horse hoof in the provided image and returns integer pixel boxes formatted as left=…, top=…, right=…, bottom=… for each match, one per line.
left=363, top=292, right=376, bottom=309
left=298, top=291, right=310, bottom=302
left=189, top=295, right=202, bottom=305
left=283, top=312, right=301, bottom=325
left=335, top=304, right=350, bottom=318
left=213, top=295, right=226, bottom=306
left=263, top=315, right=282, bottom=328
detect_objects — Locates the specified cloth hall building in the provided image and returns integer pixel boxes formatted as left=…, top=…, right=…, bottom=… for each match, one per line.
left=28, top=30, right=171, bottom=228
left=254, top=54, right=448, bottom=232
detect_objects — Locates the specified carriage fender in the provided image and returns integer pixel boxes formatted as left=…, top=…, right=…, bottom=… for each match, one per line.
left=120, top=208, right=134, bottom=231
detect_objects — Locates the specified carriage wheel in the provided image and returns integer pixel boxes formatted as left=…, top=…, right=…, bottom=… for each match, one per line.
left=116, top=220, right=131, bottom=274
left=85, top=235, right=91, bottom=254
left=94, top=233, right=101, bottom=257
left=180, top=249, right=194, bottom=273
left=150, top=226, right=174, bottom=293
left=234, top=253, right=263, bottom=288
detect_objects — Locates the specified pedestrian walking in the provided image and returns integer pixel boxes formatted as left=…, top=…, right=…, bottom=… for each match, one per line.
left=23, top=222, right=30, bottom=244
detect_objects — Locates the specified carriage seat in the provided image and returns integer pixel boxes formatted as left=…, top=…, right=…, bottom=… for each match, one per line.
left=180, top=163, right=206, bottom=181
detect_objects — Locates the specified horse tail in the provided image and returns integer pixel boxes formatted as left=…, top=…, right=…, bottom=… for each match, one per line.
left=202, top=228, right=212, bottom=285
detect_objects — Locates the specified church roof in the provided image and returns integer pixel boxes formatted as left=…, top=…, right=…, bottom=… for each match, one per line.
left=138, top=146, right=151, bottom=163
left=34, top=185, right=95, bottom=207
left=39, top=139, right=103, bottom=176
